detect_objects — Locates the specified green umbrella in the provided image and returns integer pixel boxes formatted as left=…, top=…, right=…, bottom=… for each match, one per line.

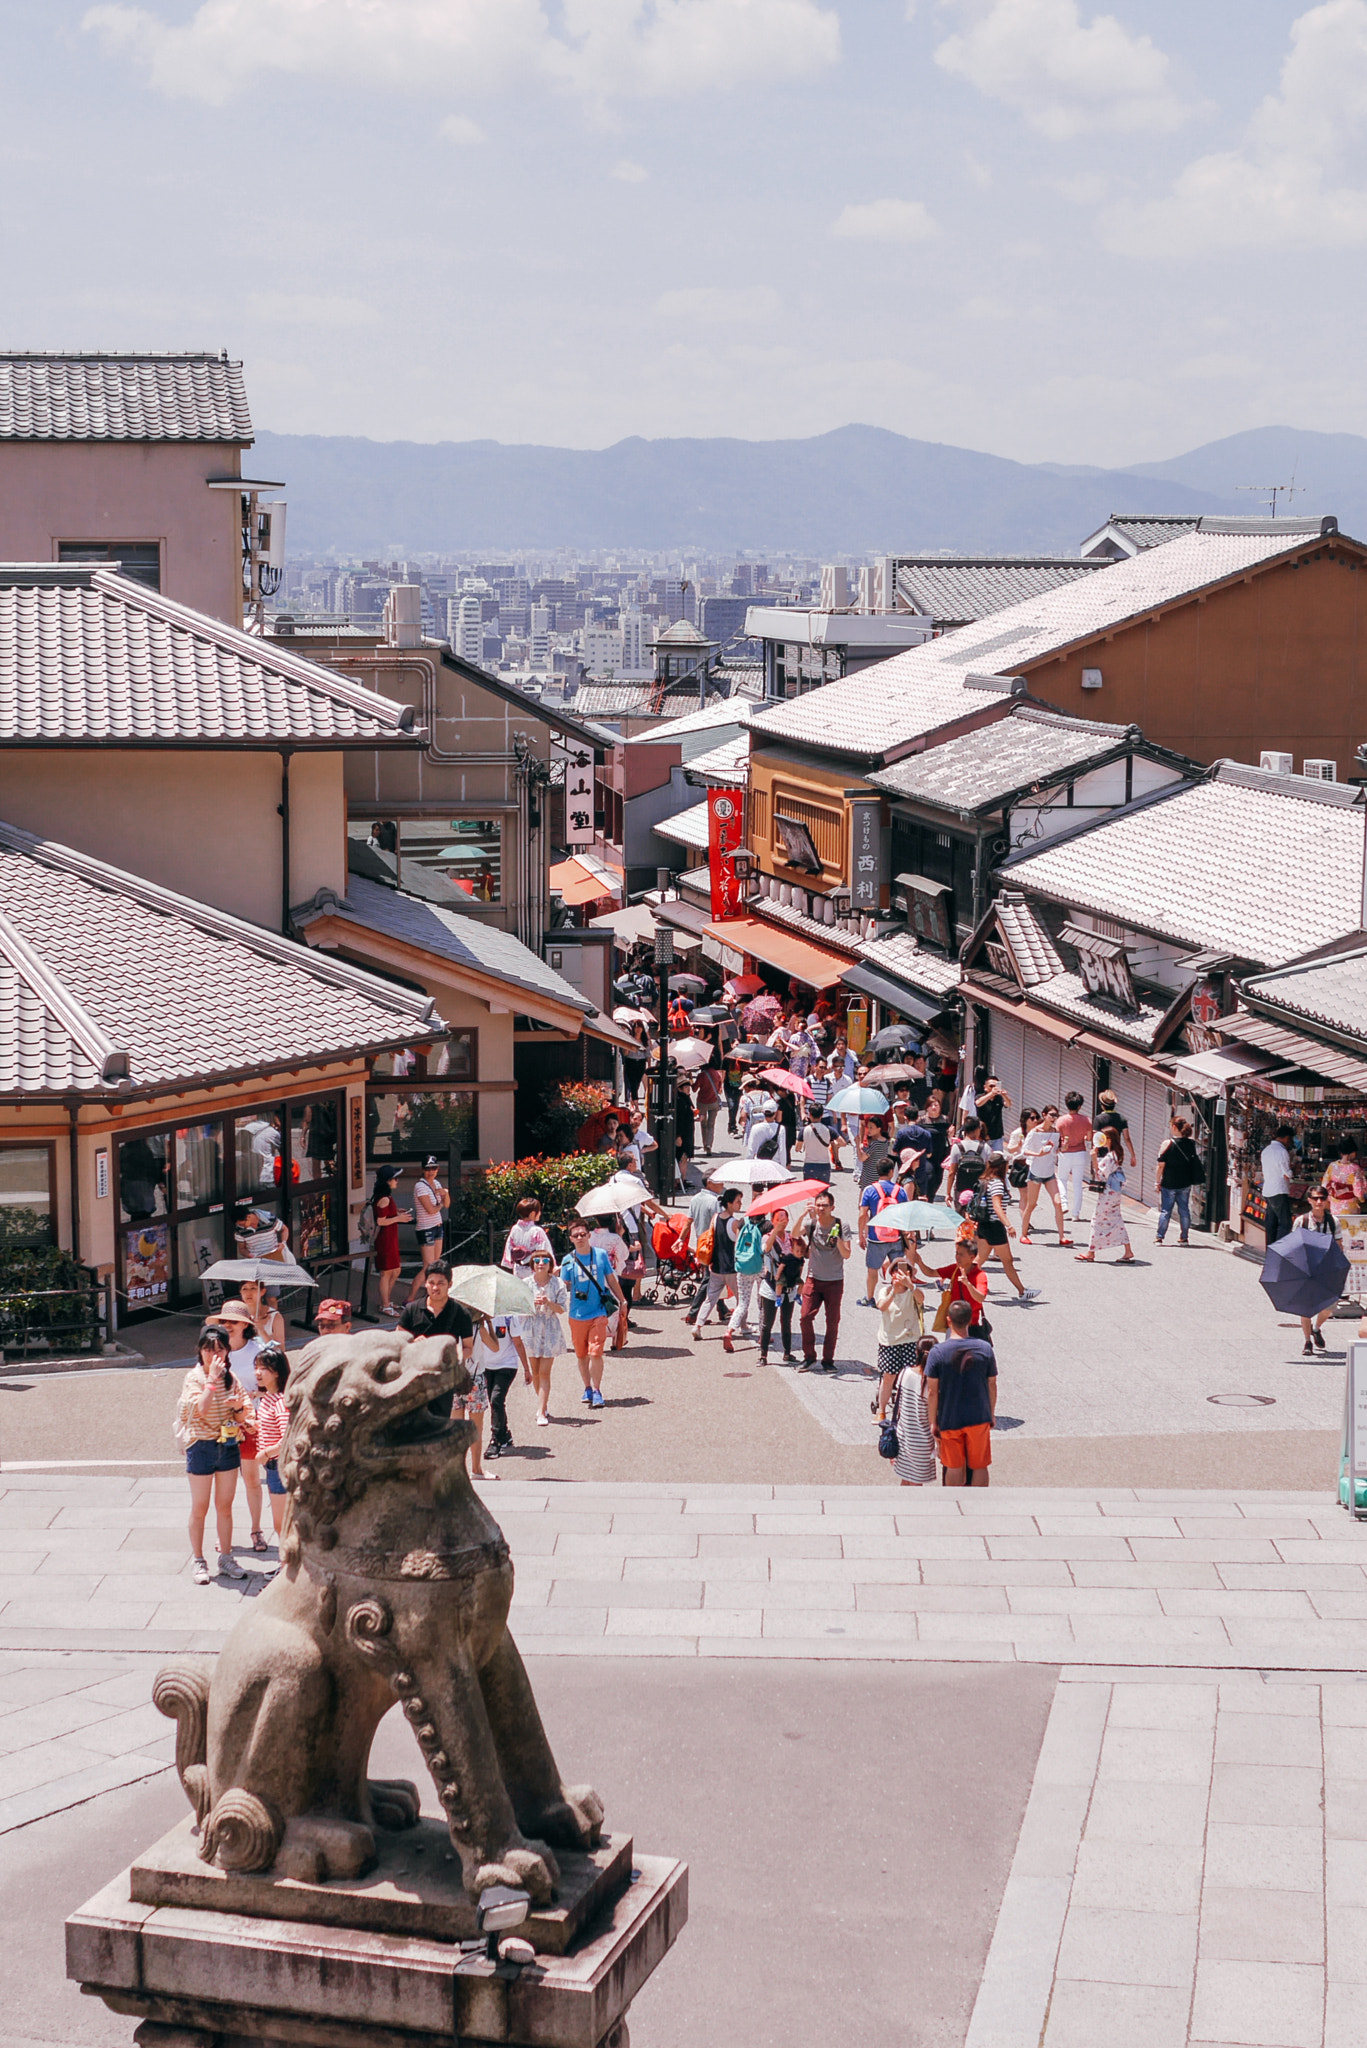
left=445, top=1265, right=535, bottom=1319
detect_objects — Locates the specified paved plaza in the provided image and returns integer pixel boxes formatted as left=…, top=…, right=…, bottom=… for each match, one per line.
left=3, top=1134, right=1365, bottom=2048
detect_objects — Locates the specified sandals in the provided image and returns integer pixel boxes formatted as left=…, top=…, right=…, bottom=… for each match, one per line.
left=250, top=1530, right=270, bottom=1554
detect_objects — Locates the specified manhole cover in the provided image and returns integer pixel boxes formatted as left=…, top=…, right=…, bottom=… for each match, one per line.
left=1207, top=1394, right=1276, bottom=1408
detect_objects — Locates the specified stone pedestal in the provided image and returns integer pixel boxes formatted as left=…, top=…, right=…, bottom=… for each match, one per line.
left=67, top=1843, right=686, bottom=2048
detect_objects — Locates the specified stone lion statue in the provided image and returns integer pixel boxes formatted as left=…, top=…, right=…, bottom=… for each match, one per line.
left=154, top=1331, right=603, bottom=1903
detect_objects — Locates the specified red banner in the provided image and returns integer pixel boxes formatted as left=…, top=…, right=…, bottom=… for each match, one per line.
left=707, top=788, right=745, bottom=921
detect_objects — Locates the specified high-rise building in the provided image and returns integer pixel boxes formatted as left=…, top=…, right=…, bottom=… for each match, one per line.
left=448, top=594, right=484, bottom=665
left=619, top=608, right=650, bottom=675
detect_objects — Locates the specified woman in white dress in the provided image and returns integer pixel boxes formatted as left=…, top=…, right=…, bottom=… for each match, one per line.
left=514, top=1250, right=568, bottom=1425
left=1076, top=1128, right=1134, bottom=1264
left=892, top=1333, right=937, bottom=1485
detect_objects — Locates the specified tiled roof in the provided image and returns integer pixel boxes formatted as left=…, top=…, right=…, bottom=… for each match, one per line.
left=571, top=684, right=655, bottom=716
left=0, top=821, right=438, bottom=1096
left=1005, top=968, right=1171, bottom=1049
left=0, top=352, right=252, bottom=442
left=294, top=874, right=593, bottom=1016
left=751, top=894, right=864, bottom=957
left=653, top=800, right=711, bottom=850
left=1002, top=763, right=1365, bottom=969
left=1093, top=514, right=1331, bottom=554
left=684, top=734, right=749, bottom=787
left=748, top=528, right=1340, bottom=763
left=894, top=557, right=1105, bottom=623
left=868, top=705, right=1139, bottom=813
left=0, top=566, right=415, bottom=744
left=856, top=929, right=963, bottom=997
left=996, top=895, right=1065, bottom=986
left=1241, top=949, right=1367, bottom=1045
left=643, top=698, right=756, bottom=743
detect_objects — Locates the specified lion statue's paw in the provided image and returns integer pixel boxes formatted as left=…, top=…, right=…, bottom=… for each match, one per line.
left=367, top=1777, right=422, bottom=1831
left=474, top=1841, right=559, bottom=1904
left=531, top=1783, right=605, bottom=1851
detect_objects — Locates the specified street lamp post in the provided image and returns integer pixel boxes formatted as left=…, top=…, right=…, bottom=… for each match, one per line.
left=652, top=918, right=676, bottom=1207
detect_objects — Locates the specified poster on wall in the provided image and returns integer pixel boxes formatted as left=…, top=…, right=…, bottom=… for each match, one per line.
left=708, top=789, right=746, bottom=921
left=1343, top=1220, right=1367, bottom=1305
left=296, top=1192, right=333, bottom=1263
left=124, top=1223, right=169, bottom=1303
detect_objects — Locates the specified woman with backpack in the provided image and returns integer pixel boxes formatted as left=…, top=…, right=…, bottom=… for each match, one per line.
left=1076, top=1127, right=1134, bottom=1263
left=1154, top=1116, right=1202, bottom=1246
left=970, top=1157, right=1039, bottom=1303
left=692, top=1187, right=743, bottom=1340
left=724, top=1209, right=768, bottom=1352
left=858, top=1156, right=906, bottom=1306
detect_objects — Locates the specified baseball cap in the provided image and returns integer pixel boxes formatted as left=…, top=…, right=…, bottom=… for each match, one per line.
left=316, top=1298, right=352, bottom=1324
left=423, top=1155, right=440, bottom=1169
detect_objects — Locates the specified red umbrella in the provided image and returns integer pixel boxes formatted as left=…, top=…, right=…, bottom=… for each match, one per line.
left=747, top=1179, right=829, bottom=1217
left=725, top=974, right=765, bottom=996
left=759, top=1066, right=814, bottom=1099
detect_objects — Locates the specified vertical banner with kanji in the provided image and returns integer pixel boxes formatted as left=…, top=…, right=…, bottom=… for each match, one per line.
left=848, top=797, right=885, bottom=912
left=565, top=746, right=594, bottom=848
left=708, top=789, right=745, bottom=921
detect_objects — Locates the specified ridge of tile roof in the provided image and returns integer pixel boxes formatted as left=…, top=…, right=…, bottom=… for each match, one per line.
left=683, top=733, right=749, bottom=786
left=855, top=929, right=963, bottom=997
left=995, top=894, right=1065, bottom=986
left=749, top=527, right=1353, bottom=763
left=295, top=874, right=595, bottom=1015
left=1241, top=947, right=1367, bottom=1042
left=1000, top=764, right=1365, bottom=968
left=0, top=565, right=416, bottom=744
left=0, top=818, right=439, bottom=1096
left=0, top=351, right=252, bottom=443
left=893, top=557, right=1106, bottom=622
left=642, top=698, right=755, bottom=742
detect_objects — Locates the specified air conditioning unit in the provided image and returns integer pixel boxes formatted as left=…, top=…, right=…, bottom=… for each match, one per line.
left=1080, top=667, right=1103, bottom=691
left=1260, top=751, right=1294, bottom=775
left=1302, top=758, right=1338, bottom=781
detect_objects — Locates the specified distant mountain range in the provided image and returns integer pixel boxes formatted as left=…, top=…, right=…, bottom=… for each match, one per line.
left=252, top=421, right=1367, bottom=558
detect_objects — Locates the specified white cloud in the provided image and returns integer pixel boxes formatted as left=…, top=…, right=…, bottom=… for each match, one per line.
left=832, top=197, right=938, bottom=243
left=440, top=113, right=485, bottom=146
left=934, top=0, right=1193, bottom=141
left=1105, top=0, right=1367, bottom=254
left=654, top=285, right=781, bottom=323
left=245, top=291, right=379, bottom=326
left=82, top=0, right=840, bottom=105
left=613, top=158, right=649, bottom=183
left=963, top=150, right=993, bottom=189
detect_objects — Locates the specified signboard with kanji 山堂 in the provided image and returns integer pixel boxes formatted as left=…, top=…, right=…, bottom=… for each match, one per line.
left=565, top=747, right=594, bottom=848
left=708, top=789, right=745, bottom=921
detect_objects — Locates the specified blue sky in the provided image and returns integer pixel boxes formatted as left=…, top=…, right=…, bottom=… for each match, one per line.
left=0, top=2, right=1358, bottom=463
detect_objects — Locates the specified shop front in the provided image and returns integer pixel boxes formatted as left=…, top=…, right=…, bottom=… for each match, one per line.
left=115, top=1088, right=349, bottom=1316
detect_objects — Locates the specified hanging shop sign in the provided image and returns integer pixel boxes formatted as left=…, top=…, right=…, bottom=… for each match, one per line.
left=565, top=746, right=595, bottom=849
left=708, top=789, right=746, bottom=921
left=848, top=798, right=886, bottom=913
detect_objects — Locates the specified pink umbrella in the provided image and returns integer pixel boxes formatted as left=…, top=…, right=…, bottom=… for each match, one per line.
left=742, top=993, right=782, bottom=1032
left=724, top=974, right=765, bottom=996
left=747, top=1179, right=830, bottom=1217
left=758, top=1065, right=814, bottom=1099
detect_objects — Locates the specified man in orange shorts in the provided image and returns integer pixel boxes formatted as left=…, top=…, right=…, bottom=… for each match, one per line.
left=925, top=1298, right=997, bottom=1487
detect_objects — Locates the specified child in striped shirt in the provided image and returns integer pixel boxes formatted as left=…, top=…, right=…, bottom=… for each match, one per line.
left=252, top=1345, right=291, bottom=1547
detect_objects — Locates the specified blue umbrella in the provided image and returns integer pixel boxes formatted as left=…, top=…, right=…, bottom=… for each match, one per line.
left=1260, top=1231, right=1350, bottom=1317
left=867, top=1200, right=962, bottom=1238
left=826, top=1086, right=891, bottom=1116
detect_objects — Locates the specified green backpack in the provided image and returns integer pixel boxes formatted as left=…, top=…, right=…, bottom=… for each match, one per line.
left=734, top=1219, right=766, bottom=1274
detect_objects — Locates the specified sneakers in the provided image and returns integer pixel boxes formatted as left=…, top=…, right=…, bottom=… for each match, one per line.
left=192, top=1556, right=210, bottom=1586
left=722, top=1335, right=735, bottom=1354
left=781, top=1352, right=799, bottom=1366
left=821, top=1362, right=836, bottom=1373
left=217, top=1552, right=247, bottom=1580
left=1020, top=1287, right=1041, bottom=1302
left=590, top=1388, right=605, bottom=1409
left=486, top=1440, right=501, bottom=1459
left=797, top=1361, right=815, bottom=1373
left=692, top=1327, right=704, bottom=1342
left=1313, top=1328, right=1327, bottom=1351
left=581, top=1386, right=594, bottom=1405
left=1303, top=1339, right=1316, bottom=1357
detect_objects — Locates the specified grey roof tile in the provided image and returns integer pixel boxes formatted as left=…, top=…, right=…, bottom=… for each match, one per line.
left=1241, top=949, right=1367, bottom=1043
left=855, top=929, right=963, bottom=997
left=894, top=557, right=1105, bottom=622
left=296, top=875, right=593, bottom=1015
left=0, top=352, right=252, bottom=442
left=750, top=528, right=1338, bottom=762
left=0, top=566, right=413, bottom=743
left=653, top=800, right=711, bottom=850
left=996, top=895, right=1065, bottom=986
left=1003, top=764, right=1364, bottom=968
left=0, top=821, right=438, bottom=1096
left=683, top=734, right=748, bottom=786
left=1008, top=969, right=1171, bottom=1048
left=869, top=705, right=1137, bottom=812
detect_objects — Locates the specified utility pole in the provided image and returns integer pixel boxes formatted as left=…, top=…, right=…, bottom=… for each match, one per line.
left=651, top=884, right=676, bottom=1206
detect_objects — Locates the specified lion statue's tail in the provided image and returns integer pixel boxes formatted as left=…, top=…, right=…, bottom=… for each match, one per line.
left=153, top=1656, right=215, bottom=1824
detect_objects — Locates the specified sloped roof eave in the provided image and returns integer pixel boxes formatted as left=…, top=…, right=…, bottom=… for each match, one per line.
left=296, top=900, right=593, bottom=1024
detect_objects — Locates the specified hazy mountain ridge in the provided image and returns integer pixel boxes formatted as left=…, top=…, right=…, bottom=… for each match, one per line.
left=253, top=421, right=1367, bottom=557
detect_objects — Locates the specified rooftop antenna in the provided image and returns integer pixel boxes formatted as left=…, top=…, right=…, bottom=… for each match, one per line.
left=1236, top=467, right=1304, bottom=518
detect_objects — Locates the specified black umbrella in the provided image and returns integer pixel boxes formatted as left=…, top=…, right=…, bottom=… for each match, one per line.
left=731, top=1042, right=776, bottom=1063
left=1259, top=1231, right=1350, bottom=1317
left=690, top=1005, right=731, bottom=1024
left=868, top=1024, right=921, bottom=1054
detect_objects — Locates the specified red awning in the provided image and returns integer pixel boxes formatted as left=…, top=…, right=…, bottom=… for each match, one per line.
left=703, top=916, right=850, bottom=989
left=550, top=857, right=623, bottom=907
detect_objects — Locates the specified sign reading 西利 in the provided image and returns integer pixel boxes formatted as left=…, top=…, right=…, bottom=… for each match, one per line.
left=708, top=789, right=746, bottom=921
left=565, top=747, right=594, bottom=849
left=848, top=798, right=885, bottom=912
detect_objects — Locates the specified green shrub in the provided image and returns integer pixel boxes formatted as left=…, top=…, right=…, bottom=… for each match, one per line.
left=0, top=1245, right=98, bottom=1352
left=454, top=1151, right=620, bottom=1247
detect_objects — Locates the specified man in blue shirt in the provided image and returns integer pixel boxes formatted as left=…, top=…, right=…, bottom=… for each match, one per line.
left=561, top=1218, right=627, bottom=1410
left=925, top=1300, right=997, bottom=1487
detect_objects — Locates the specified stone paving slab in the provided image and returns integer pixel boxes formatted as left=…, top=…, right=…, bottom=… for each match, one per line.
left=967, top=1668, right=1367, bottom=2048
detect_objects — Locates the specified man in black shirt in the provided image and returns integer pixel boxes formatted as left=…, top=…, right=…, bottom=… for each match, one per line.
left=396, top=1261, right=475, bottom=1416
left=974, top=1070, right=1008, bottom=1146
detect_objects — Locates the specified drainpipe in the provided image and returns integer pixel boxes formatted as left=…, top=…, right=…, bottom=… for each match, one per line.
left=279, top=748, right=294, bottom=936
left=67, top=1097, right=81, bottom=1265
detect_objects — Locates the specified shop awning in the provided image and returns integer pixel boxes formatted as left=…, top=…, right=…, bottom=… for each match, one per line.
left=1214, top=1012, right=1367, bottom=1094
left=1169, top=1044, right=1279, bottom=1095
left=840, top=962, right=944, bottom=1026
left=702, top=915, right=849, bottom=989
left=550, top=857, right=624, bottom=907
left=589, top=902, right=657, bottom=943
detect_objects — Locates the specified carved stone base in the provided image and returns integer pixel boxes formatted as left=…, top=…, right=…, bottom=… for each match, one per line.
left=68, top=1851, right=684, bottom=2048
